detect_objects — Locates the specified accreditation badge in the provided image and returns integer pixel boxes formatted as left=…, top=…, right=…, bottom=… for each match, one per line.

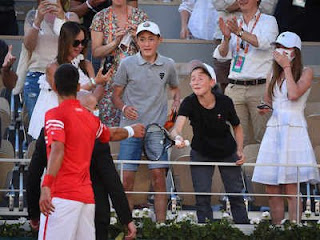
left=232, top=55, right=245, bottom=73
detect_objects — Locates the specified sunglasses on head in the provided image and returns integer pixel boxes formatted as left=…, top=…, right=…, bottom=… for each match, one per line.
left=73, top=39, right=88, bottom=47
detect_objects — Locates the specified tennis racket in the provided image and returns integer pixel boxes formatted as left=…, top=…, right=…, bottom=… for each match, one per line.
left=143, top=123, right=190, bottom=161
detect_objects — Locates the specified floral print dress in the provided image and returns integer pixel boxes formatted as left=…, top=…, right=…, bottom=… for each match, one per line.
left=91, top=7, right=148, bottom=127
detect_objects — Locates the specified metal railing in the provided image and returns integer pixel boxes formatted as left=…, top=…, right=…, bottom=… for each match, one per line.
left=1, top=158, right=320, bottom=222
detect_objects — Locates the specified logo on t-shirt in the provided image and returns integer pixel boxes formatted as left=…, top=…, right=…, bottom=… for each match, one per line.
left=159, top=72, right=165, bottom=79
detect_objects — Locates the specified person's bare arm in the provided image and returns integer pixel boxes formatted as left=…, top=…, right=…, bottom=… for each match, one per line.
left=112, top=85, right=138, bottom=120
left=226, top=16, right=259, bottom=48
left=91, top=29, right=125, bottom=58
left=218, top=17, right=231, bottom=57
left=39, top=141, right=64, bottom=215
left=180, top=10, right=190, bottom=39
left=46, top=62, right=59, bottom=88
left=24, top=2, right=51, bottom=52
left=169, top=86, right=181, bottom=111
left=125, top=221, right=137, bottom=239
left=232, top=124, right=245, bottom=165
left=171, top=115, right=188, bottom=148
left=69, top=0, right=105, bottom=18
left=109, top=124, right=145, bottom=141
left=1, top=45, right=17, bottom=90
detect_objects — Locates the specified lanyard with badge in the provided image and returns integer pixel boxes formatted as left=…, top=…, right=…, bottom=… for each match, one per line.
left=231, top=13, right=261, bottom=73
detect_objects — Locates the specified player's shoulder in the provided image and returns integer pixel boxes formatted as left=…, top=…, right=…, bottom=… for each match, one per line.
left=45, top=105, right=61, bottom=119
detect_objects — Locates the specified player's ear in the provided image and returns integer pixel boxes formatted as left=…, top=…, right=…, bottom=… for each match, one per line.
left=77, top=83, right=80, bottom=92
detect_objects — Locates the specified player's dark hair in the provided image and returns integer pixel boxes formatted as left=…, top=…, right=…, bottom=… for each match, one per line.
left=54, top=63, right=79, bottom=97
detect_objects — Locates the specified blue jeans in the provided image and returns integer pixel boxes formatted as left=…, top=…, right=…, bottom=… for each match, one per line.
left=23, top=71, right=42, bottom=120
left=118, top=137, right=168, bottom=171
left=190, top=149, right=249, bottom=224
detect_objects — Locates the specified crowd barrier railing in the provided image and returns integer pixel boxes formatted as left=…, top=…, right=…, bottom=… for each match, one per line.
left=0, top=158, right=320, bottom=223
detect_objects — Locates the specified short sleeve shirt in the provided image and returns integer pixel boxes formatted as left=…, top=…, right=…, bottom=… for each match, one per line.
left=113, top=52, right=179, bottom=127
left=90, top=7, right=148, bottom=78
left=45, top=99, right=110, bottom=203
left=178, top=91, right=239, bottom=159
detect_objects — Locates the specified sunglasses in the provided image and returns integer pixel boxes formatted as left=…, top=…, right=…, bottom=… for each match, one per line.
left=73, top=39, right=88, bottom=47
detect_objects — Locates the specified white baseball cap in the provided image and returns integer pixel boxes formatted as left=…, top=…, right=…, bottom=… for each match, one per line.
left=272, top=31, right=302, bottom=50
left=189, top=60, right=216, bottom=81
left=136, top=21, right=161, bottom=37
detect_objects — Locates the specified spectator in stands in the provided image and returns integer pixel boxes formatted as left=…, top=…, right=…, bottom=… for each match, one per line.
left=274, top=0, right=320, bottom=41
left=69, top=0, right=138, bottom=73
left=37, top=63, right=144, bottom=240
left=252, top=32, right=320, bottom=224
left=212, top=0, right=277, bottom=93
left=112, top=21, right=180, bottom=222
left=28, top=22, right=109, bottom=140
left=27, top=126, right=136, bottom=239
left=90, top=0, right=148, bottom=126
left=69, top=0, right=138, bottom=31
left=22, top=0, right=78, bottom=121
left=213, top=0, right=278, bottom=146
left=0, top=0, right=18, bottom=35
left=0, top=40, right=17, bottom=91
left=171, top=60, right=248, bottom=224
left=179, top=0, right=218, bottom=40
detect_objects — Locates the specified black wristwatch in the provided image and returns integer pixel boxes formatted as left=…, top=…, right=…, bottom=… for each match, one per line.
left=237, top=28, right=244, bottom=38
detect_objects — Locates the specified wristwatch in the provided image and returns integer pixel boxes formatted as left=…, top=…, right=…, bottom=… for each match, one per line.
left=237, top=28, right=244, bottom=38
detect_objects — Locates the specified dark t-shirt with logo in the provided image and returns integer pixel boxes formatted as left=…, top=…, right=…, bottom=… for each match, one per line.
left=178, top=91, right=239, bottom=159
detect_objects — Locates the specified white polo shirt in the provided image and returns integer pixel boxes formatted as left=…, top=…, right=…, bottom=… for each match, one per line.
left=213, top=10, right=278, bottom=80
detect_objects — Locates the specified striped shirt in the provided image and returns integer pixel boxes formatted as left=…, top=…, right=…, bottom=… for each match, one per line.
left=45, top=99, right=110, bottom=203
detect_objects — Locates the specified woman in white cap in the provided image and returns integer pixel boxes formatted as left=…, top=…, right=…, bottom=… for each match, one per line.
left=171, top=60, right=249, bottom=224
left=252, top=32, right=320, bottom=224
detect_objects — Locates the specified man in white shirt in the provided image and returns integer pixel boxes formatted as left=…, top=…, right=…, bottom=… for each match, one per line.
left=213, top=0, right=278, bottom=146
left=179, top=0, right=218, bottom=40
left=212, top=0, right=278, bottom=92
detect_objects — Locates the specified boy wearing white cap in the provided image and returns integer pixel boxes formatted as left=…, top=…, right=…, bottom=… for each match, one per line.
left=112, top=21, right=180, bottom=222
left=171, top=60, right=249, bottom=223
left=252, top=32, right=320, bottom=224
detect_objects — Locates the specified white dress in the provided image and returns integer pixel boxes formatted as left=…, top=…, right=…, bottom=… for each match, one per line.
left=28, top=66, right=91, bottom=139
left=252, top=79, right=320, bottom=185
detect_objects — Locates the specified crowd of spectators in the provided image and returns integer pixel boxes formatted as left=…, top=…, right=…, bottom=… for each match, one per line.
left=0, top=0, right=320, bottom=236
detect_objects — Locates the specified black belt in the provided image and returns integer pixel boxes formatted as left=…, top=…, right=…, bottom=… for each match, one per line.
left=229, top=79, right=266, bottom=86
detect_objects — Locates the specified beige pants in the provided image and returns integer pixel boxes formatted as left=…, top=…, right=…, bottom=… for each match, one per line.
left=225, top=83, right=270, bottom=146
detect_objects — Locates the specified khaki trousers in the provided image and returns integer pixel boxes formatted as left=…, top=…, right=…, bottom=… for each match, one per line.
left=225, top=83, right=270, bottom=146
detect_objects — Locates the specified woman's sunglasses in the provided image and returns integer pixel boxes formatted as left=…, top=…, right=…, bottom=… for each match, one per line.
left=73, top=39, right=88, bottom=47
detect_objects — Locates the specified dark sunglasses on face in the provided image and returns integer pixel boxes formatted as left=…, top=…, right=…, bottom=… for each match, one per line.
left=73, top=39, right=88, bottom=47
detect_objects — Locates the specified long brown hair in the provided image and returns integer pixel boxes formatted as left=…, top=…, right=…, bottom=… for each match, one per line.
left=267, top=47, right=303, bottom=100
left=56, top=22, right=88, bottom=75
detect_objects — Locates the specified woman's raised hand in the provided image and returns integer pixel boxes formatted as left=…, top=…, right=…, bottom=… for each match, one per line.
left=95, top=67, right=113, bottom=85
left=51, top=0, right=65, bottom=19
